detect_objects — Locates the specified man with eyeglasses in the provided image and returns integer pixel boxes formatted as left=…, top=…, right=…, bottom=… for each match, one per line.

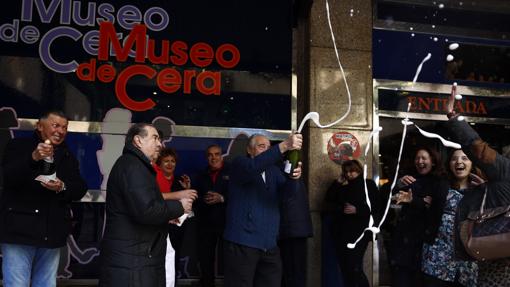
left=0, top=110, right=88, bottom=287
left=223, top=133, right=303, bottom=287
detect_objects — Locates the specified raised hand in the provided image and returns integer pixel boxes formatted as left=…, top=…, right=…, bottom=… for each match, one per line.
left=32, top=140, right=54, bottom=161
left=179, top=174, right=191, bottom=189
left=447, top=83, right=458, bottom=119
left=279, top=133, right=303, bottom=153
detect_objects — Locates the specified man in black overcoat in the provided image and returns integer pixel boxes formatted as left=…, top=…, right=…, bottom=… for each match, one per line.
left=99, top=123, right=192, bottom=287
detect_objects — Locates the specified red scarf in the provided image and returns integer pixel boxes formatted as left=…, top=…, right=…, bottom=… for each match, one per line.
left=153, top=164, right=174, bottom=193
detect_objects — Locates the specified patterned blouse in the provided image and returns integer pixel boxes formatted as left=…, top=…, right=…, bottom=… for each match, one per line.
left=422, top=188, right=478, bottom=286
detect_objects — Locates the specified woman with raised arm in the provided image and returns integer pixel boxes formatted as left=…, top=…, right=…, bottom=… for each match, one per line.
left=445, top=108, right=510, bottom=286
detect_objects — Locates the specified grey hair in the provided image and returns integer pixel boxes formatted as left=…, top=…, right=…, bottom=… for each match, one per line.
left=247, top=133, right=267, bottom=148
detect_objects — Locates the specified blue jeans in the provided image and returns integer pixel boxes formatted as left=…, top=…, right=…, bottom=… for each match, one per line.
left=1, top=243, right=60, bottom=287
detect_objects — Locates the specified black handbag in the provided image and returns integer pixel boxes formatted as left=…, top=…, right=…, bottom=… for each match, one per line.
left=459, top=187, right=510, bottom=261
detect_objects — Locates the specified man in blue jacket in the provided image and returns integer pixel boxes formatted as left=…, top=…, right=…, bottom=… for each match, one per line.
left=223, top=133, right=302, bottom=287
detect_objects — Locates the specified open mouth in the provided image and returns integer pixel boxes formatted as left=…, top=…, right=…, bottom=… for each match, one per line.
left=455, top=165, right=466, bottom=172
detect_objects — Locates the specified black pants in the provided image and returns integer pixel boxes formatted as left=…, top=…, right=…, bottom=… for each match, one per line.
left=391, top=265, right=423, bottom=287
left=423, top=273, right=464, bottom=287
left=278, top=238, right=307, bottom=287
left=198, top=227, right=223, bottom=287
left=168, top=218, right=193, bottom=280
left=223, top=240, right=282, bottom=287
left=336, top=239, right=370, bottom=287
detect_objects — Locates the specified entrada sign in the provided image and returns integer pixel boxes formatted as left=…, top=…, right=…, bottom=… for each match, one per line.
left=377, top=89, right=510, bottom=119
left=407, top=95, right=487, bottom=115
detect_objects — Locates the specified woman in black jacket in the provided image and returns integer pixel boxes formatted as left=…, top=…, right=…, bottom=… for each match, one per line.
left=446, top=112, right=510, bottom=286
left=325, top=160, right=378, bottom=287
left=389, top=146, right=449, bottom=287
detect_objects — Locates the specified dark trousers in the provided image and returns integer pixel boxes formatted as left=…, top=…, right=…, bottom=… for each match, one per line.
left=223, top=240, right=282, bottom=287
left=423, top=273, right=464, bottom=287
left=336, top=239, right=370, bottom=287
left=198, top=228, right=223, bottom=287
left=391, top=265, right=423, bottom=287
left=278, top=238, right=307, bottom=287
left=168, top=219, right=193, bottom=280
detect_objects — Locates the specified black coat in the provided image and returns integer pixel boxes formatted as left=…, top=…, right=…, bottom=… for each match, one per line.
left=99, top=143, right=184, bottom=287
left=279, top=179, right=313, bottom=239
left=0, top=133, right=87, bottom=248
left=389, top=173, right=449, bottom=269
left=446, top=118, right=510, bottom=262
left=195, top=165, right=229, bottom=232
left=325, top=177, right=379, bottom=245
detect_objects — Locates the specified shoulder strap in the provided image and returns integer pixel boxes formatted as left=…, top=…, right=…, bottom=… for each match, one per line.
left=480, top=186, right=488, bottom=214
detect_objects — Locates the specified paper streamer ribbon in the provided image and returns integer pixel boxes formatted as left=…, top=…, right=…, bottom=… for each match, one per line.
left=348, top=86, right=462, bottom=249
left=346, top=127, right=382, bottom=249
left=296, top=0, right=352, bottom=133
left=412, top=53, right=432, bottom=84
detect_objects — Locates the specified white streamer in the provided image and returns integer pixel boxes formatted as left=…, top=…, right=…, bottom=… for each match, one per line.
left=376, top=104, right=413, bottom=237
left=413, top=124, right=461, bottom=149
left=296, top=0, right=352, bottom=133
left=345, top=52, right=461, bottom=251
left=375, top=105, right=462, bottom=232
left=412, top=53, right=432, bottom=84
left=347, top=127, right=382, bottom=249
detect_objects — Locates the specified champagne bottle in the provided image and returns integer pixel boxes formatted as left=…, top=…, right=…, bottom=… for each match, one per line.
left=284, top=149, right=301, bottom=175
left=41, top=139, right=55, bottom=175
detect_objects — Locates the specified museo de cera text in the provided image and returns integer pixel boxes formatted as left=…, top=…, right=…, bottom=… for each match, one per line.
left=77, top=22, right=241, bottom=111
left=0, top=0, right=241, bottom=111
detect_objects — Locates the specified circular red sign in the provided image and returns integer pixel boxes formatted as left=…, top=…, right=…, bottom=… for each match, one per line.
left=327, top=132, right=361, bottom=164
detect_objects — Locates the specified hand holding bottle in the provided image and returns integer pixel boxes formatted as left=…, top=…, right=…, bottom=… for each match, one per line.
left=32, top=139, right=54, bottom=162
left=279, top=133, right=302, bottom=153
left=289, top=162, right=302, bottom=179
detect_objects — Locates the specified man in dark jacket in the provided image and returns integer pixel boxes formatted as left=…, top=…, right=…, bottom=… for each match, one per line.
left=223, top=133, right=302, bottom=287
left=0, top=110, right=87, bottom=287
left=195, top=144, right=229, bottom=287
left=99, top=123, right=192, bottom=287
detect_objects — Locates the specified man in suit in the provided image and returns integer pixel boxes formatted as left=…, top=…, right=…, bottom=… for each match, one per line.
left=196, top=144, right=229, bottom=287
left=223, top=133, right=302, bottom=287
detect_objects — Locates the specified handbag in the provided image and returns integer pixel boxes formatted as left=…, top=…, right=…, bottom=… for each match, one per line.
left=458, top=187, right=510, bottom=261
